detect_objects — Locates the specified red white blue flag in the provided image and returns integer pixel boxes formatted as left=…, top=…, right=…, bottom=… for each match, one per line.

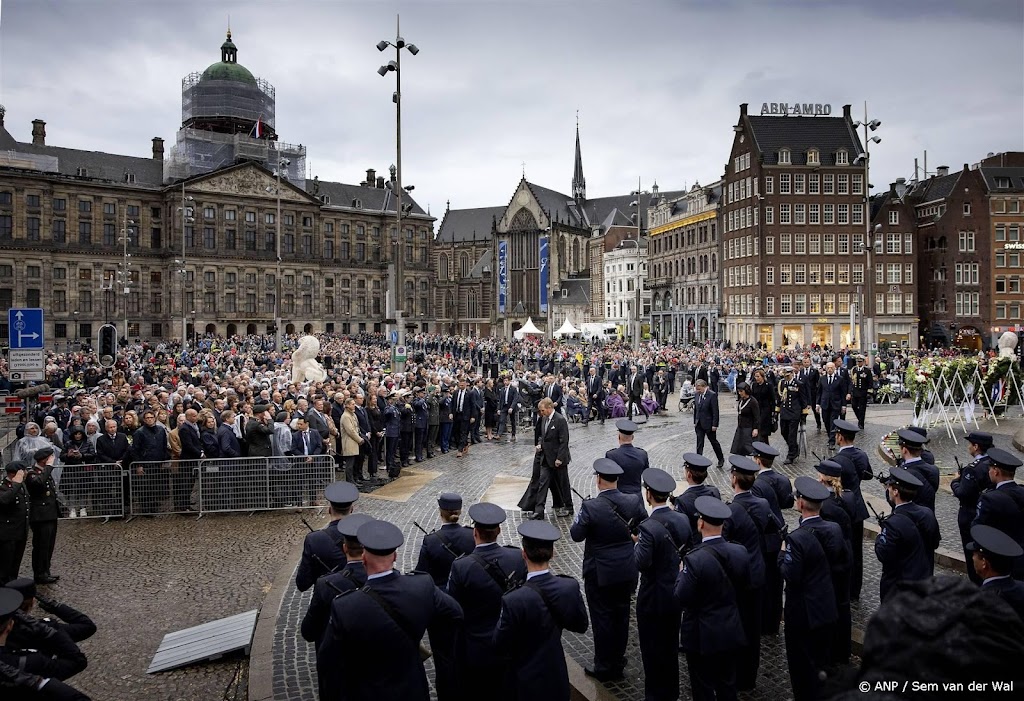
left=252, top=118, right=263, bottom=138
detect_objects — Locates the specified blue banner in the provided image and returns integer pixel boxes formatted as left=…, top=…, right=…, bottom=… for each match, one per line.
left=498, top=241, right=507, bottom=314
left=539, top=236, right=549, bottom=314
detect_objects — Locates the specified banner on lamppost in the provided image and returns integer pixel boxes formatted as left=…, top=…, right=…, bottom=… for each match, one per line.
left=539, top=236, right=549, bottom=314
left=498, top=241, right=507, bottom=314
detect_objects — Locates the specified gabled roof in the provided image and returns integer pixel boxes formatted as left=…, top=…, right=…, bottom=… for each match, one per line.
left=436, top=206, right=502, bottom=243
left=747, top=116, right=863, bottom=166
left=525, top=181, right=585, bottom=227
left=5, top=136, right=165, bottom=187
left=551, top=277, right=591, bottom=307
left=978, top=167, right=1024, bottom=192
left=310, top=178, right=429, bottom=217
left=910, top=172, right=961, bottom=203
left=0, top=125, right=17, bottom=150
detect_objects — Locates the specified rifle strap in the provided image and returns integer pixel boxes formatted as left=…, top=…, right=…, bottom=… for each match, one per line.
left=470, top=552, right=511, bottom=591
left=699, top=543, right=740, bottom=595
left=359, top=586, right=421, bottom=649
left=524, top=579, right=567, bottom=630
left=598, top=493, right=636, bottom=539
left=435, top=530, right=464, bottom=558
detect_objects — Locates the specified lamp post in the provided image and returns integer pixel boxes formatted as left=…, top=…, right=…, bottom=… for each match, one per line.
left=854, top=104, right=882, bottom=363
left=177, top=184, right=195, bottom=354
left=272, top=154, right=291, bottom=353
left=118, top=212, right=135, bottom=343
left=378, top=16, right=419, bottom=369
left=629, top=178, right=648, bottom=351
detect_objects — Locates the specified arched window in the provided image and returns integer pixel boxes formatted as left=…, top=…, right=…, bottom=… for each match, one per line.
left=558, top=237, right=567, bottom=273
left=445, top=291, right=455, bottom=318
left=711, top=253, right=717, bottom=273
left=439, top=253, right=449, bottom=281
left=468, top=291, right=478, bottom=318
left=460, top=252, right=470, bottom=278
left=572, top=238, right=581, bottom=272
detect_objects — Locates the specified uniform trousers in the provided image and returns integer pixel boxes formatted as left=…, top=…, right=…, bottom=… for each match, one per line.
left=785, top=623, right=832, bottom=701
left=0, top=539, right=27, bottom=584
left=736, top=587, right=763, bottom=690
left=850, top=520, right=865, bottom=599
left=686, top=651, right=737, bottom=701
left=584, top=575, right=634, bottom=674
left=637, top=607, right=680, bottom=701
left=30, top=519, right=58, bottom=577
left=762, top=558, right=783, bottom=634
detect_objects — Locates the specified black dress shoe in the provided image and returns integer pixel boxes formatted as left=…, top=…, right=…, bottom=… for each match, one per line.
left=35, top=575, right=59, bottom=584
left=584, top=667, right=624, bottom=682
left=529, top=512, right=545, bottom=520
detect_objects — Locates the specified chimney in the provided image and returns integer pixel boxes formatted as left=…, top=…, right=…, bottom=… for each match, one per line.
left=152, top=137, right=164, bottom=161
left=739, top=103, right=748, bottom=117
left=0, top=105, right=5, bottom=127
left=842, top=104, right=852, bottom=121
left=936, top=165, right=949, bottom=177
left=376, top=176, right=385, bottom=189
left=366, top=168, right=376, bottom=186
left=31, top=119, right=46, bottom=146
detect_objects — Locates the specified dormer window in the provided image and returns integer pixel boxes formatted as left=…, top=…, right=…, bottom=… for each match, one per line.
left=124, top=172, right=136, bottom=184
left=779, top=148, right=791, bottom=165
left=321, top=195, right=331, bottom=205
left=807, top=149, right=820, bottom=166
left=561, top=289, right=568, bottom=299
left=352, top=198, right=362, bottom=209
left=836, top=149, right=849, bottom=165
left=76, top=167, right=89, bottom=177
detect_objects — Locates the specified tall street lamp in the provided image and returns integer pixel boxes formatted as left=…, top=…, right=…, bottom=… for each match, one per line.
left=118, top=212, right=136, bottom=343
left=177, top=184, right=195, bottom=354
left=378, top=16, right=419, bottom=370
left=629, top=178, right=649, bottom=351
left=854, top=104, right=882, bottom=363
left=265, top=155, right=291, bottom=352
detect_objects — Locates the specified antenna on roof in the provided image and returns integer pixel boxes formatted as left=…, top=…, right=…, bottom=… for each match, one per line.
left=521, top=161, right=526, bottom=179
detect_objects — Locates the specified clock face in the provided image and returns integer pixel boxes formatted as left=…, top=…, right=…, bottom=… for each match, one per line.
left=517, top=190, right=529, bottom=205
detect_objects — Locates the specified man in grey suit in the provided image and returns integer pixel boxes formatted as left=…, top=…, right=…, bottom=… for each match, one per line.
left=530, top=397, right=573, bottom=520
left=693, top=379, right=725, bottom=468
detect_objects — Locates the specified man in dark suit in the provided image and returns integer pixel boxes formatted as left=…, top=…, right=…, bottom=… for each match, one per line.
left=585, top=366, right=606, bottom=425
left=542, top=375, right=563, bottom=414
left=972, top=447, right=1024, bottom=579
left=531, top=398, right=572, bottom=520
left=318, top=520, right=464, bottom=701
left=175, top=408, right=203, bottom=512
left=627, top=366, right=648, bottom=421
left=875, top=468, right=941, bottom=601
left=493, top=521, right=589, bottom=701
left=673, top=453, right=721, bottom=550
left=570, top=458, right=648, bottom=682
left=290, top=415, right=323, bottom=508
left=692, top=379, right=724, bottom=468
left=452, top=378, right=478, bottom=458
left=968, top=524, right=1024, bottom=620
left=797, top=358, right=822, bottom=432
left=496, top=375, right=520, bottom=443
left=831, top=420, right=872, bottom=600
left=815, top=361, right=846, bottom=449
left=604, top=419, right=649, bottom=496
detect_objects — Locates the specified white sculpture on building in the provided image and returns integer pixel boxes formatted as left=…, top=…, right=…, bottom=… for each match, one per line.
left=997, top=331, right=1019, bottom=358
left=291, top=336, right=327, bottom=383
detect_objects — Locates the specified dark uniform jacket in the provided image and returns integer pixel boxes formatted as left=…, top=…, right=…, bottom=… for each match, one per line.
left=244, top=419, right=274, bottom=458
left=0, top=476, right=29, bottom=541
left=295, top=520, right=347, bottom=592
left=723, top=496, right=767, bottom=589
left=300, top=560, right=367, bottom=644
left=800, top=515, right=852, bottom=605
left=832, top=445, right=872, bottom=522
left=900, top=458, right=939, bottom=511
left=570, top=489, right=647, bottom=587
left=0, top=659, right=90, bottom=701
left=982, top=577, right=1024, bottom=622
left=25, top=464, right=60, bottom=524
left=493, top=571, right=588, bottom=701
left=673, top=484, right=722, bottom=549
left=674, top=536, right=750, bottom=654
left=778, top=378, right=804, bottom=420
left=875, top=503, right=940, bottom=600
left=780, top=523, right=838, bottom=630
left=604, top=444, right=649, bottom=496
left=318, top=570, right=464, bottom=701
left=634, top=506, right=691, bottom=614
left=1, top=613, right=87, bottom=680
left=414, top=523, right=475, bottom=587
left=951, top=454, right=992, bottom=523
left=29, top=597, right=97, bottom=644
left=972, top=481, right=1024, bottom=578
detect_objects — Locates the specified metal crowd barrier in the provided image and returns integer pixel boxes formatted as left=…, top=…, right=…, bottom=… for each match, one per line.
left=56, top=462, right=126, bottom=520
left=127, top=455, right=336, bottom=517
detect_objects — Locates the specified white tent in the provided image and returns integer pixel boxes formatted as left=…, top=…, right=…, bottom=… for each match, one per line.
left=553, top=318, right=581, bottom=338
left=514, top=317, right=544, bottom=340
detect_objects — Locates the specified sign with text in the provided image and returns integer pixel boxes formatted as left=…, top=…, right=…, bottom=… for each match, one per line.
left=8, top=308, right=44, bottom=349
left=760, top=102, right=832, bottom=117
left=498, top=240, right=508, bottom=314
left=539, top=237, right=549, bottom=314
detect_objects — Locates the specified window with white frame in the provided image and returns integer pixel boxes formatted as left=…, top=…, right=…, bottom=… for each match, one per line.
left=780, top=294, right=792, bottom=314
left=765, top=176, right=773, bottom=195
left=779, top=149, right=791, bottom=165
left=809, top=233, right=821, bottom=255
left=766, top=236, right=775, bottom=254
left=766, top=266, right=775, bottom=284
left=780, top=204, right=791, bottom=224
left=903, top=234, right=913, bottom=254
left=780, top=173, right=792, bottom=194
left=905, top=264, right=913, bottom=284
left=852, top=205, right=864, bottom=225
left=823, top=204, right=834, bottom=224
left=810, top=294, right=821, bottom=314
left=836, top=150, right=849, bottom=165
left=888, top=263, right=902, bottom=284
left=889, top=210, right=899, bottom=225
left=838, top=293, right=850, bottom=314
left=794, top=204, right=806, bottom=225
left=794, top=174, right=805, bottom=194
left=809, top=263, right=821, bottom=284
left=838, top=174, right=849, bottom=195
left=780, top=263, right=792, bottom=284
left=809, top=204, right=820, bottom=225
left=809, top=173, right=820, bottom=194
left=780, top=233, right=792, bottom=254
left=959, top=231, right=975, bottom=252
left=794, top=263, right=806, bottom=284
left=837, top=204, right=849, bottom=225
left=807, top=149, right=820, bottom=166
left=794, top=294, right=807, bottom=314
left=838, top=234, right=850, bottom=255
left=824, top=293, right=836, bottom=313
left=824, top=263, right=836, bottom=284
left=904, top=293, right=914, bottom=315
left=838, top=264, right=850, bottom=284
left=794, top=233, right=806, bottom=255
left=765, top=207, right=774, bottom=225
left=852, top=264, right=864, bottom=284
left=876, top=263, right=884, bottom=284
left=852, top=174, right=864, bottom=195
left=823, top=233, right=836, bottom=255
left=886, top=233, right=901, bottom=254
left=766, top=296, right=775, bottom=314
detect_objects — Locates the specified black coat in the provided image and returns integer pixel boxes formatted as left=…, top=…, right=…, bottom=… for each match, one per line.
left=414, top=523, right=475, bottom=587
left=295, top=520, right=346, bottom=592
left=635, top=506, right=691, bottom=615
left=673, top=484, right=722, bottom=548
left=875, top=503, right=940, bottom=601
left=570, top=489, right=647, bottom=587
left=832, top=445, right=873, bottom=522
left=604, top=444, right=649, bottom=496
left=301, top=560, right=367, bottom=644
left=675, top=536, right=749, bottom=654
left=0, top=476, right=29, bottom=541
left=25, top=464, right=60, bottom=523
left=972, top=481, right=1024, bottom=578
left=538, top=412, right=571, bottom=467
left=780, top=523, right=838, bottom=630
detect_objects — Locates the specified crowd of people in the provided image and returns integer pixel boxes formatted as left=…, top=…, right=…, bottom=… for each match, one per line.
left=2, top=331, right=1024, bottom=699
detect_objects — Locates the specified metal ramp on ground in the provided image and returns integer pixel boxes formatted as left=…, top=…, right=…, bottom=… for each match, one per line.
left=147, top=609, right=258, bottom=673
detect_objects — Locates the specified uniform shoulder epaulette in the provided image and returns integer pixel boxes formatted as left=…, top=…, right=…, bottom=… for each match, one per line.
left=554, top=573, right=576, bottom=580
left=502, top=544, right=519, bottom=551
left=405, top=569, right=431, bottom=577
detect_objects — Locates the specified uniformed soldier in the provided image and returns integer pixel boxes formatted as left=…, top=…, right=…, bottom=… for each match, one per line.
left=781, top=477, right=843, bottom=701
left=814, top=460, right=855, bottom=667
left=674, top=496, right=749, bottom=701
left=0, top=461, right=30, bottom=585
left=672, top=453, right=720, bottom=550
left=903, top=426, right=936, bottom=464
left=446, top=502, right=527, bottom=701
left=894, top=429, right=939, bottom=512
left=972, top=447, right=1024, bottom=580
left=414, top=493, right=475, bottom=587
left=727, top=455, right=775, bottom=691
left=633, top=468, right=691, bottom=701
left=605, top=419, right=650, bottom=496
left=967, top=524, right=1024, bottom=621
left=3, top=579, right=97, bottom=643
left=569, top=458, right=647, bottom=682
left=493, top=520, right=589, bottom=701
left=952, top=431, right=994, bottom=583
left=845, top=355, right=872, bottom=428
left=318, top=520, right=464, bottom=701
left=749, top=442, right=790, bottom=635
left=295, top=481, right=360, bottom=592
left=777, top=367, right=804, bottom=465
left=301, top=513, right=372, bottom=644
left=875, top=467, right=941, bottom=601
left=25, top=449, right=59, bottom=586
left=830, top=419, right=872, bottom=600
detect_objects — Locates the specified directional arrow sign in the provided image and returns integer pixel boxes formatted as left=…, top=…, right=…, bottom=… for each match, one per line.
left=8, top=308, right=45, bottom=349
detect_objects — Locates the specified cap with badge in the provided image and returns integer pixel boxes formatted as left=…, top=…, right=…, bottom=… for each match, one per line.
left=4, top=459, right=29, bottom=473
left=593, top=457, right=624, bottom=477
left=883, top=466, right=923, bottom=488
left=438, top=492, right=463, bottom=510
left=33, top=447, right=55, bottom=462
left=782, top=366, right=795, bottom=374
left=615, top=419, right=638, bottom=435
left=794, top=475, right=831, bottom=502
left=3, top=577, right=36, bottom=602
left=694, top=495, right=731, bottom=525
left=357, top=519, right=405, bottom=555
left=986, top=447, right=1023, bottom=471
left=683, top=452, right=713, bottom=470
left=897, top=428, right=929, bottom=447
left=966, top=524, right=1024, bottom=569
left=833, top=419, right=861, bottom=435
left=324, top=481, right=360, bottom=508
left=518, top=520, right=562, bottom=544
left=964, top=431, right=994, bottom=448
left=751, top=442, right=780, bottom=460
left=253, top=403, right=270, bottom=414
left=641, top=468, right=676, bottom=495
left=815, top=460, right=844, bottom=478
left=336, top=513, right=374, bottom=540
left=729, top=455, right=760, bottom=474
left=468, top=502, right=507, bottom=527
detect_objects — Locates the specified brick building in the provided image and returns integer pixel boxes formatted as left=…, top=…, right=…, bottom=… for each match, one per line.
left=978, top=153, right=1024, bottom=347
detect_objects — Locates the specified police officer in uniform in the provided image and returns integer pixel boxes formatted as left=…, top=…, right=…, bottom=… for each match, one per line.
left=414, top=493, right=475, bottom=587
left=301, top=513, right=372, bottom=645
left=0, top=461, right=30, bottom=585
left=830, top=419, right=872, bottom=600
left=672, top=453, right=719, bottom=550
left=446, top=503, right=527, bottom=701
left=3, top=579, right=96, bottom=644
left=814, top=460, right=855, bottom=667
left=874, top=468, right=941, bottom=601
left=633, top=468, right=691, bottom=701
left=952, top=431, right=994, bottom=583
left=493, top=521, right=588, bottom=701
left=781, top=477, right=842, bottom=701
left=318, top=520, right=464, bottom=701
left=674, top=496, right=749, bottom=701
left=972, top=447, right=1024, bottom=580
left=894, top=429, right=939, bottom=512
left=777, top=367, right=803, bottom=465
left=605, top=419, right=649, bottom=496
left=968, top=524, right=1024, bottom=620
left=25, top=449, right=59, bottom=586
left=726, top=455, right=775, bottom=691
left=750, top=442, right=790, bottom=635
left=295, top=481, right=360, bottom=592
left=569, top=458, right=647, bottom=682
left=845, top=355, right=872, bottom=429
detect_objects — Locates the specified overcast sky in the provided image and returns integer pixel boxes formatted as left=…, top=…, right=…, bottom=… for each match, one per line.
left=1, top=0, right=1022, bottom=219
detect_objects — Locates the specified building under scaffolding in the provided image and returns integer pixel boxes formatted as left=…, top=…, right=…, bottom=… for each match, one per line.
left=163, top=30, right=305, bottom=187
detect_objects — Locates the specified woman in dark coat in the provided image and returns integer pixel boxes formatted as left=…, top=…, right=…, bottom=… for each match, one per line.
left=483, top=378, right=499, bottom=440
left=749, top=368, right=777, bottom=444
left=730, top=382, right=760, bottom=456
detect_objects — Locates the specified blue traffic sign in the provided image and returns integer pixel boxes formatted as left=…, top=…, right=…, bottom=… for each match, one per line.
left=8, top=308, right=44, bottom=349
left=390, top=330, right=399, bottom=345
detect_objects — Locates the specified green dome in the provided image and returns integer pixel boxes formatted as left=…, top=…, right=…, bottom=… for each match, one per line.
left=201, top=61, right=256, bottom=85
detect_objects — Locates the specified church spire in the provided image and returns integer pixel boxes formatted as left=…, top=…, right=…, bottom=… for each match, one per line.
left=572, top=119, right=586, bottom=202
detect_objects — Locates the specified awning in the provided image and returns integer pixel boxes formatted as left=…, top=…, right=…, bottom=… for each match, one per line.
left=514, top=317, right=544, bottom=340
left=553, top=318, right=581, bottom=337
